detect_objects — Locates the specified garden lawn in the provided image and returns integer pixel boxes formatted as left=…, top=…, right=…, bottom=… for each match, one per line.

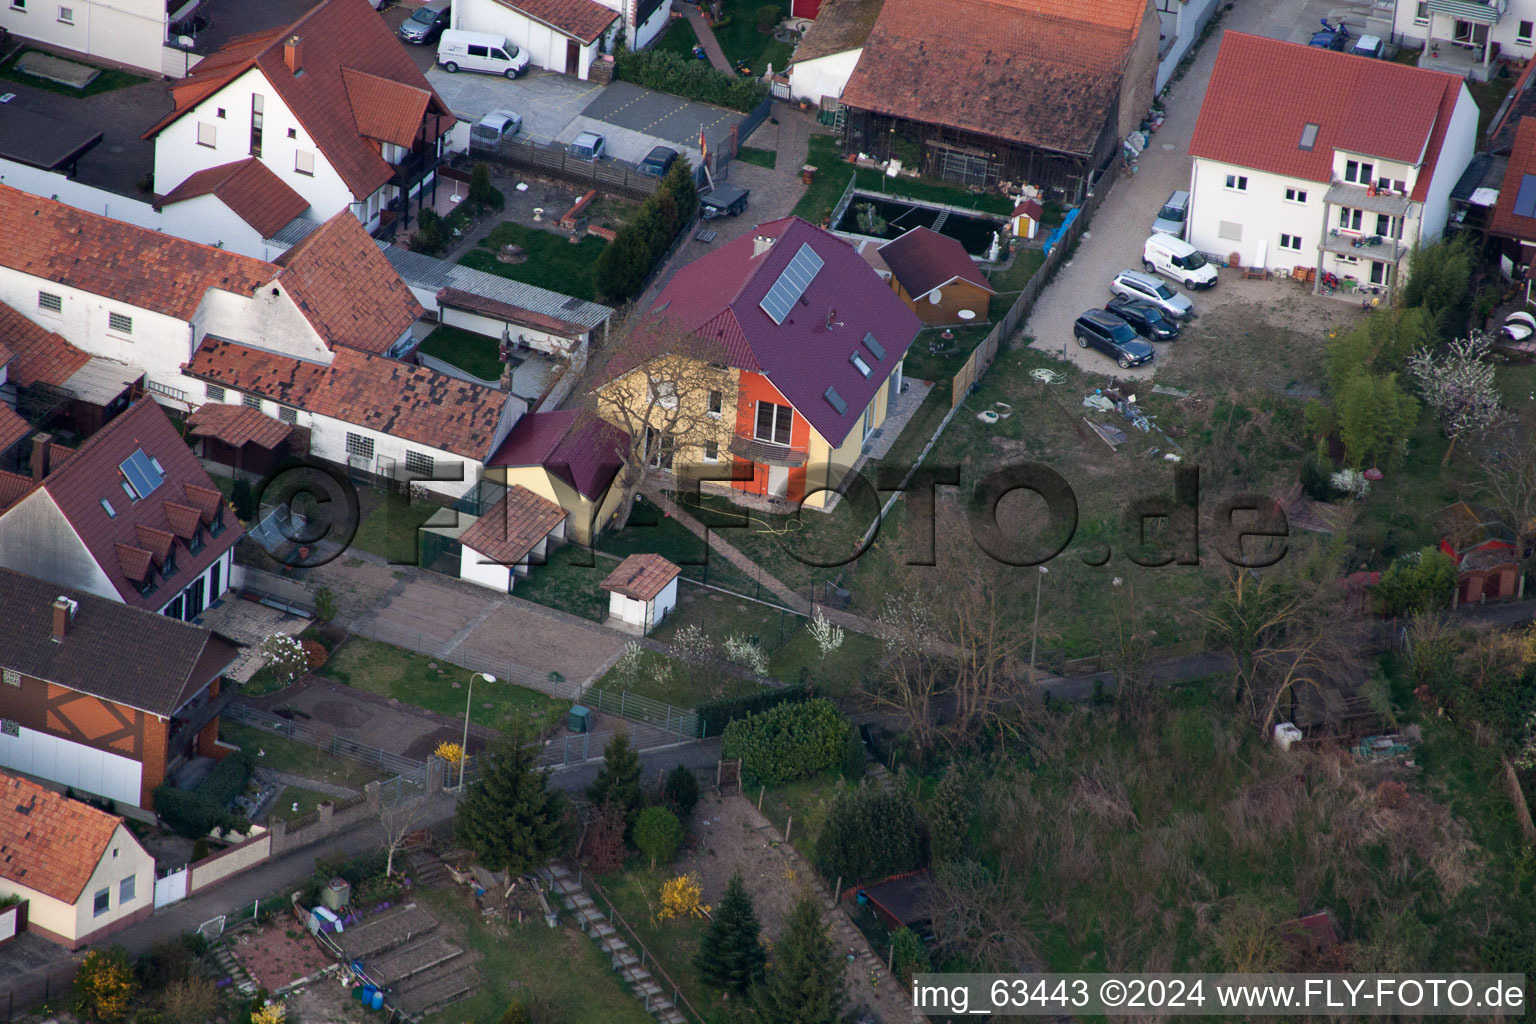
left=598, top=496, right=764, bottom=595
left=734, top=145, right=777, bottom=170
left=985, top=247, right=1047, bottom=319
left=417, top=324, right=502, bottom=381
left=319, top=637, right=565, bottom=733
left=507, top=544, right=611, bottom=622
left=0, top=49, right=149, bottom=98
left=713, top=3, right=794, bottom=73
left=653, top=17, right=701, bottom=57
left=350, top=491, right=451, bottom=564
left=757, top=773, right=840, bottom=856
left=416, top=888, right=654, bottom=1024
left=594, top=867, right=756, bottom=1024
left=460, top=222, right=606, bottom=301
left=589, top=647, right=764, bottom=707
left=792, top=136, right=853, bottom=222
left=219, top=721, right=386, bottom=790
left=267, top=786, right=336, bottom=823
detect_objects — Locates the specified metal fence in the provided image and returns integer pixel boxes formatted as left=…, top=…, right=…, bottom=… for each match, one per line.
left=581, top=687, right=700, bottom=740
left=457, top=729, right=616, bottom=786
left=223, top=702, right=429, bottom=783
left=471, top=136, right=664, bottom=200
left=0, top=962, right=78, bottom=1021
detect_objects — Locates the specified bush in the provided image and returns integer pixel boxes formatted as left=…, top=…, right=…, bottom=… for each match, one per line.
left=153, top=786, right=249, bottom=839
left=199, top=750, right=255, bottom=808
left=413, top=208, right=446, bottom=256
left=634, top=806, right=684, bottom=867
left=841, top=725, right=866, bottom=781
left=663, top=764, right=700, bottom=819
left=74, top=947, right=136, bottom=1023
left=161, top=977, right=219, bottom=1024
left=191, top=838, right=209, bottom=862
left=1299, top=452, right=1334, bottom=502
left=313, top=587, right=337, bottom=623
left=890, top=927, right=930, bottom=984
left=697, top=684, right=809, bottom=736
left=1375, top=547, right=1458, bottom=616
left=230, top=478, right=256, bottom=521
left=814, top=783, right=925, bottom=882
left=613, top=48, right=769, bottom=112
left=721, top=698, right=848, bottom=786
left=469, top=162, right=504, bottom=210
left=755, top=3, right=782, bottom=27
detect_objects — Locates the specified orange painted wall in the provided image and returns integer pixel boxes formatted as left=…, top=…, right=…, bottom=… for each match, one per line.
left=732, top=370, right=811, bottom=501
left=139, top=720, right=169, bottom=810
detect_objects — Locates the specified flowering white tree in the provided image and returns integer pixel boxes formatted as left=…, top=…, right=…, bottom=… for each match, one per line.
left=257, top=633, right=308, bottom=682
left=722, top=635, right=769, bottom=675
left=806, top=609, right=845, bottom=663
left=1407, top=334, right=1507, bottom=465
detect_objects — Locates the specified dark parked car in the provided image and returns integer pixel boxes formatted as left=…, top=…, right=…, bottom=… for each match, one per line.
left=639, top=146, right=679, bottom=177
left=1309, top=18, right=1350, bottom=50
left=1106, top=297, right=1181, bottom=340
left=1073, top=310, right=1154, bottom=368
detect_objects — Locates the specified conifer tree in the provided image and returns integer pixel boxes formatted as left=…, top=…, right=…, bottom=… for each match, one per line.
left=454, top=733, right=567, bottom=874
left=758, top=896, right=846, bottom=1024
left=587, top=733, right=643, bottom=827
left=695, top=872, right=766, bottom=997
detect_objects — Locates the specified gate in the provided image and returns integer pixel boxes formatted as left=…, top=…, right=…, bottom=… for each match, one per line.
left=420, top=531, right=461, bottom=577
left=154, top=867, right=189, bottom=909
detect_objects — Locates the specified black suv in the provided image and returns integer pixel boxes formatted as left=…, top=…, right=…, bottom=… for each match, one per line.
left=1106, top=297, right=1181, bottom=341
left=1073, top=310, right=1154, bottom=368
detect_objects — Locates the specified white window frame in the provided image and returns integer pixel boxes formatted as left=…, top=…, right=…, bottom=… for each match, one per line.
left=107, top=312, right=133, bottom=335
left=1520, top=19, right=1534, bottom=43
left=345, top=432, right=375, bottom=460
left=1414, top=0, right=1428, bottom=22
left=242, top=393, right=262, bottom=410
left=9, top=0, right=25, bottom=11
left=1224, top=174, right=1248, bottom=192
left=37, top=290, right=62, bottom=313
left=295, top=150, right=315, bottom=176
left=1279, top=233, right=1303, bottom=252
left=754, top=401, right=793, bottom=446
left=1344, top=160, right=1375, bottom=185
left=1284, top=188, right=1307, bottom=204
left=119, top=874, right=135, bottom=904
left=57, top=5, right=71, bottom=22
left=1338, top=207, right=1364, bottom=232
left=205, top=384, right=225, bottom=402
left=278, top=405, right=297, bottom=424
left=707, top=389, right=722, bottom=417
left=197, top=122, right=216, bottom=148
left=92, top=888, right=109, bottom=917
left=649, top=380, right=678, bottom=410
left=702, top=440, right=719, bottom=462
left=2, top=669, right=18, bottom=687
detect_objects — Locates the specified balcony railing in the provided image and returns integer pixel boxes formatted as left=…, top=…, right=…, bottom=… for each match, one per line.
left=729, top=434, right=808, bottom=467
left=1321, top=231, right=1405, bottom=263
left=390, top=142, right=442, bottom=194
left=1323, top=182, right=1413, bottom=217
left=168, top=677, right=239, bottom=752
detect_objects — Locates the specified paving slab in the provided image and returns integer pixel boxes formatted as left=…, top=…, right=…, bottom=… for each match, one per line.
left=16, top=52, right=100, bottom=89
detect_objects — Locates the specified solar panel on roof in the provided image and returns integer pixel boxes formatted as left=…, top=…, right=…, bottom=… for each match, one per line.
left=759, top=243, right=825, bottom=324
left=119, top=449, right=163, bottom=499
left=824, top=386, right=847, bottom=415
left=1515, top=174, right=1536, bottom=219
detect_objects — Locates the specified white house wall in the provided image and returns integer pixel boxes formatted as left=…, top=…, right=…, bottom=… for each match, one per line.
left=1155, top=0, right=1220, bottom=93
left=152, top=67, right=351, bottom=217
left=191, top=283, right=332, bottom=365
left=453, top=0, right=598, bottom=78
left=1188, top=159, right=1329, bottom=273
left=0, top=491, right=121, bottom=603
left=1418, top=86, right=1479, bottom=246
left=789, top=49, right=860, bottom=105
left=1393, top=3, right=1536, bottom=60
left=630, top=0, right=669, bottom=49
left=460, top=544, right=514, bottom=592
left=0, top=726, right=145, bottom=808
left=154, top=548, right=234, bottom=617
left=158, top=194, right=272, bottom=258
left=0, top=880, right=73, bottom=945
left=0, top=0, right=166, bottom=75
left=71, top=824, right=154, bottom=939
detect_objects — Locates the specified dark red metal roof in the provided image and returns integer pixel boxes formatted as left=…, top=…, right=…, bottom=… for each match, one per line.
left=486, top=409, right=625, bottom=501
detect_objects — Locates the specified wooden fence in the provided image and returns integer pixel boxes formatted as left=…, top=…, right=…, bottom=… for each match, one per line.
left=472, top=136, right=665, bottom=201
left=949, top=154, right=1122, bottom=408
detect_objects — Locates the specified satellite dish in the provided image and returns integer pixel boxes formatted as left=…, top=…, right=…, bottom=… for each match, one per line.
left=177, top=35, right=194, bottom=48
left=929, top=288, right=942, bottom=304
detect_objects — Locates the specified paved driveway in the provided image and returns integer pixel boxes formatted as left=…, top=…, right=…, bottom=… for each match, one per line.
left=1021, top=0, right=1376, bottom=381
left=428, top=66, right=605, bottom=144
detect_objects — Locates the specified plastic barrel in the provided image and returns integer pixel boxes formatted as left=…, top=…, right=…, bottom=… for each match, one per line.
left=371, top=990, right=385, bottom=1011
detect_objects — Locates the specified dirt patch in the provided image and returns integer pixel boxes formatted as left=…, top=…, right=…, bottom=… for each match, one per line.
left=309, top=699, right=371, bottom=729
left=226, top=920, right=336, bottom=992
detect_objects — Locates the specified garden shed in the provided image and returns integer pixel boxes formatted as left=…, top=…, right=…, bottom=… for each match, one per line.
left=600, top=553, right=680, bottom=635
left=855, top=870, right=934, bottom=933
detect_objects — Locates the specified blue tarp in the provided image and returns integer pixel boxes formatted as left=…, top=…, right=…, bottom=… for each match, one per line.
left=1043, top=207, right=1081, bottom=257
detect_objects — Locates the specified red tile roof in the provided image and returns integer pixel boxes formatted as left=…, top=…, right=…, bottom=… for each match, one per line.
left=458, top=485, right=567, bottom=565
left=272, top=210, right=423, bottom=354
left=0, top=772, right=124, bottom=904
left=0, top=471, right=32, bottom=512
left=0, top=405, right=31, bottom=457
left=21, top=400, right=244, bottom=610
left=486, top=409, right=625, bottom=500
left=0, top=185, right=272, bottom=322
left=1189, top=32, right=1462, bottom=191
left=840, top=0, right=1135, bottom=156
left=648, top=216, right=921, bottom=443
left=0, top=301, right=90, bottom=388
left=187, top=402, right=295, bottom=449
left=340, top=68, right=435, bottom=148
left=877, top=227, right=995, bottom=300
left=183, top=339, right=515, bottom=460
left=144, top=0, right=453, bottom=199
left=158, top=158, right=311, bottom=238
left=490, top=0, right=618, bottom=44
left=601, top=553, right=680, bottom=601
left=1492, top=117, right=1536, bottom=240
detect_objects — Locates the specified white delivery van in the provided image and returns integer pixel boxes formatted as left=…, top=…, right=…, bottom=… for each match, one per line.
left=1143, top=234, right=1218, bottom=289
left=438, top=30, right=530, bottom=78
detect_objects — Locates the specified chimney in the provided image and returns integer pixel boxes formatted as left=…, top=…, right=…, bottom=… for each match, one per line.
left=752, top=234, right=774, bottom=258
left=51, top=596, right=77, bottom=643
left=284, top=35, right=303, bottom=74
left=29, top=433, right=52, bottom=481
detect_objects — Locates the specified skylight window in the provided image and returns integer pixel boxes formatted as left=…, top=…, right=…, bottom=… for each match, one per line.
left=862, top=333, right=886, bottom=360
left=119, top=449, right=164, bottom=500
left=1299, top=123, right=1319, bottom=151
left=1515, top=174, right=1536, bottom=219
left=100, top=498, right=116, bottom=518
left=851, top=353, right=872, bottom=377
left=824, top=386, right=847, bottom=415
left=759, top=244, right=825, bottom=324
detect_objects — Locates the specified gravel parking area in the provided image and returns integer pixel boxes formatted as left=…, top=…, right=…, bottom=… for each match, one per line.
left=1022, top=0, right=1379, bottom=382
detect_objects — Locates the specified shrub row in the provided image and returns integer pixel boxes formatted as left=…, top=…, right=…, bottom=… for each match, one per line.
left=697, top=683, right=809, bottom=736
left=613, top=48, right=768, bottom=113
left=721, top=698, right=847, bottom=786
left=592, top=159, right=698, bottom=302
left=153, top=751, right=255, bottom=839
left=814, top=783, right=926, bottom=883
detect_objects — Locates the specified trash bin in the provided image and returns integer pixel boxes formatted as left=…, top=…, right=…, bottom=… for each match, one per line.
left=568, top=705, right=591, bottom=734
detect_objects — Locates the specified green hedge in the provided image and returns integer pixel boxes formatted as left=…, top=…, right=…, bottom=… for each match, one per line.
left=613, top=48, right=768, bottom=112
left=198, top=750, right=255, bottom=807
left=698, top=684, right=809, bottom=736
left=721, top=698, right=847, bottom=786
left=592, top=159, right=698, bottom=302
left=814, top=783, right=925, bottom=882
left=153, top=751, right=256, bottom=839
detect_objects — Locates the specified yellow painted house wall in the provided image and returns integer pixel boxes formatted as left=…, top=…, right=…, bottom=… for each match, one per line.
left=595, top=362, right=741, bottom=475
left=802, top=362, right=898, bottom=509
left=484, top=465, right=622, bottom=546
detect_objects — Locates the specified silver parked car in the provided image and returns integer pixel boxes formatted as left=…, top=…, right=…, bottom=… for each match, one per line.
left=1109, top=269, right=1194, bottom=319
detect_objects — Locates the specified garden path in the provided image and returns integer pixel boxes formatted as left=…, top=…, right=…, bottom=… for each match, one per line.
left=683, top=7, right=734, bottom=74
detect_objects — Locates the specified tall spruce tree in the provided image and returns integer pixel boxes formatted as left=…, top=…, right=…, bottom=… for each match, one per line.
left=454, top=734, right=567, bottom=874
left=588, top=733, right=643, bottom=826
left=758, top=895, right=846, bottom=1024
left=695, top=872, right=766, bottom=997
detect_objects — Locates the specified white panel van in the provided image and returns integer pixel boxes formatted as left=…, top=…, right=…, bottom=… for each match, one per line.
left=438, top=30, right=530, bottom=78
left=1143, top=234, right=1218, bottom=289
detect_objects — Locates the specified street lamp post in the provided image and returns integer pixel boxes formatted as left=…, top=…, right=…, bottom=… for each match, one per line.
left=460, top=672, right=496, bottom=791
left=1028, top=566, right=1048, bottom=684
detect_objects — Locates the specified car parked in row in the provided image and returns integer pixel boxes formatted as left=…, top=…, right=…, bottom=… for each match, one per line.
left=470, top=110, right=522, bottom=149
left=438, top=29, right=529, bottom=77
left=1106, top=297, right=1181, bottom=341
left=1073, top=310, right=1155, bottom=369
left=1143, top=234, right=1217, bottom=289
left=639, top=146, right=679, bottom=177
left=1110, top=269, right=1194, bottom=319
left=567, top=131, right=607, bottom=160
left=1152, top=190, right=1188, bottom=238
left=400, top=0, right=450, bottom=43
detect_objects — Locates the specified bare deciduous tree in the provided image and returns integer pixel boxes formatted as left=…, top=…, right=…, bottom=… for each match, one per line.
left=869, top=591, right=945, bottom=757
left=1475, top=424, right=1536, bottom=589
left=378, top=795, right=428, bottom=878
left=583, top=311, right=735, bottom=529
